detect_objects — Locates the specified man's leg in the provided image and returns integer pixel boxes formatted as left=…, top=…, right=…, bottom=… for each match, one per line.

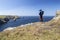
left=40, top=15, right=43, bottom=22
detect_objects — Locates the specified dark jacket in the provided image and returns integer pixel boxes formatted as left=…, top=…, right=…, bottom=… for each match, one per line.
left=39, top=11, right=44, bottom=16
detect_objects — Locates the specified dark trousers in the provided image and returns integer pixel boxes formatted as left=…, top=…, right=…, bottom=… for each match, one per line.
left=39, top=15, right=43, bottom=22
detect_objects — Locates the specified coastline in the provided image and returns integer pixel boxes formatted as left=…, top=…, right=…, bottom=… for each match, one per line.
left=0, top=12, right=60, bottom=40
left=3, top=22, right=35, bottom=31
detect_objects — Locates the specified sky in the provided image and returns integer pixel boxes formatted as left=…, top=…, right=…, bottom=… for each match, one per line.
left=0, top=0, right=60, bottom=16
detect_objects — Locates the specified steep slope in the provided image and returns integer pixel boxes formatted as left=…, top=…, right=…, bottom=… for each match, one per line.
left=46, top=10, right=60, bottom=26
left=0, top=11, right=60, bottom=40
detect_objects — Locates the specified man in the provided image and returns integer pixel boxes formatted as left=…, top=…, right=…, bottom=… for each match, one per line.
left=39, top=9, right=44, bottom=22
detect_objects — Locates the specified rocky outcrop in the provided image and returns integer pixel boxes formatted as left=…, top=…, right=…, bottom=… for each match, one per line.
left=0, top=18, right=9, bottom=25
left=56, top=10, right=60, bottom=17
left=0, top=15, right=19, bottom=25
left=6, top=16, right=19, bottom=21
left=52, top=10, right=60, bottom=20
left=45, top=10, right=60, bottom=26
left=0, top=20, right=5, bottom=25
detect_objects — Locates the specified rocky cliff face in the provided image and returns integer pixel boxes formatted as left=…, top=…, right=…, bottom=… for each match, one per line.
left=52, top=10, right=60, bottom=20
left=56, top=10, right=60, bottom=17
left=46, top=10, right=60, bottom=26
left=0, top=15, right=19, bottom=25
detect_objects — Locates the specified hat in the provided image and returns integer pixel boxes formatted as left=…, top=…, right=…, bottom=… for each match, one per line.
left=39, top=9, right=42, bottom=11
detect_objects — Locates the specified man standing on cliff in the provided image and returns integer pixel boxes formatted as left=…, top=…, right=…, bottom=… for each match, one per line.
left=39, top=9, right=44, bottom=22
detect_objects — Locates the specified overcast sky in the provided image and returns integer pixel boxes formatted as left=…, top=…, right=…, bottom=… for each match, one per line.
left=0, top=0, right=60, bottom=16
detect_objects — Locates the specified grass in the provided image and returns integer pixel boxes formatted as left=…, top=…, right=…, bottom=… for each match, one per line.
left=0, top=21, right=60, bottom=40
left=0, top=15, right=6, bottom=19
left=0, top=14, right=60, bottom=40
left=0, top=15, right=19, bottom=19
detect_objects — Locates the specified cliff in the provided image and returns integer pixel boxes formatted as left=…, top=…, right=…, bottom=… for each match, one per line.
left=56, top=10, right=60, bottom=17
left=46, top=10, right=60, bottom=26
left=0, top=15, right=19, bottom=25
left=0, top=11, right=60, bottom=40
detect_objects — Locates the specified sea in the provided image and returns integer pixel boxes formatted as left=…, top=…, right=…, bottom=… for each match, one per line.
left=0, top=16, right=54, bottom=31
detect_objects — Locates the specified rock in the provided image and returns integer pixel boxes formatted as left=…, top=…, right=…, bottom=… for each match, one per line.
left=47, top=10, right=60, bottom=26
left=6, top=16, right=19, bottom=21
left=4, top=18, right=9, bottom=22
left=56, top=10, right=60, bottom=17
left=53, top=10, right=60, bottom=20
left=0, top=19, right=5, bottom=25
left=0, top=15, right=19, bottom=25
left=13, top=16, right=20, bottom=21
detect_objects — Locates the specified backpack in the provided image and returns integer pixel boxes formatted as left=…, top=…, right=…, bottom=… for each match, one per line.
left=39, top=11, right=44, bottom=15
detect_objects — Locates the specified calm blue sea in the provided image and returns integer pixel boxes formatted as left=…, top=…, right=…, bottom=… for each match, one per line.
left=0, top=16, right=54, bottom=31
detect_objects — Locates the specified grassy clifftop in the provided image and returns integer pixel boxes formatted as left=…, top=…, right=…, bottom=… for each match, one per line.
left=0, top=23, right=60, bottom=40
left=0, top=19, right=60, bottom=40
left=0, top=12, right=60, bottom=40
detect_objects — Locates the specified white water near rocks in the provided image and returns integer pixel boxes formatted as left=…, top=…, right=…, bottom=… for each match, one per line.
left=0, top=16, right=54, bottom=31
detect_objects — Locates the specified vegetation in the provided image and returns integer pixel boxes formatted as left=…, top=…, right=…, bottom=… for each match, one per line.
left=0, top=12, right=60, bottom=40
left=0, top=15, right=6, bottom=19
left=0, top=15, right=19, bottom=19
left=0, top=19, right=60, bottom=40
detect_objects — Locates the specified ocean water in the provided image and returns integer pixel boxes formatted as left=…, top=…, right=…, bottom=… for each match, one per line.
left=0, top=16, right=54, bottom=31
